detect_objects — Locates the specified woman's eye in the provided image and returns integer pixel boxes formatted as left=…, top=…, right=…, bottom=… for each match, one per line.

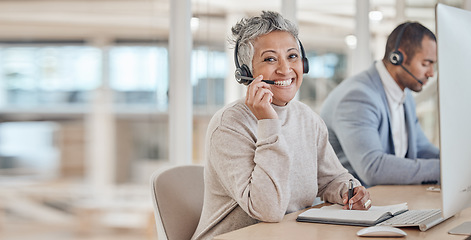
left=263, top=57, right=276, bottom=62
left=289, top=53, right=299, bottom=59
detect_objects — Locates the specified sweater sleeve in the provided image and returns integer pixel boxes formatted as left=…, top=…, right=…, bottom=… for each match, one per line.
left=315, top=117, right=359, bottom=204
left=208, top=118, right=292, bottom=222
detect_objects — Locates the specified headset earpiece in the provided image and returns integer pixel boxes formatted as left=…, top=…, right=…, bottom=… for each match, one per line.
left=234, top=65, right=252, bottom=85
left=302, top=57, right=309, bottom=73
left=299, top=41, right=309, bottom=74
left=389, top=22, right=411, bottom=66
left=237, top=63, right=252, bottom=80
left=389, top=51, right=403, bottom=65
left=234, top=40, right=253, bottom=85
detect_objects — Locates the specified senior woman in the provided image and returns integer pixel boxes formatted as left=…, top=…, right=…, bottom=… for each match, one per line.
left=191, top=11, right=371, bottom=240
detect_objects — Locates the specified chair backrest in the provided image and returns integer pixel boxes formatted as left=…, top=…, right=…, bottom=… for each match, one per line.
left=150, top=165, right=204, bottom=240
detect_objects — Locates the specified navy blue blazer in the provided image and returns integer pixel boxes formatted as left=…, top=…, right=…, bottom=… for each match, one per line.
left=320, top=62, right=440, bottom=186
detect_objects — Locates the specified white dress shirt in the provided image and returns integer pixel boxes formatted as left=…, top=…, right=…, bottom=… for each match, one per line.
left=375, top=61, right=408, bottom=157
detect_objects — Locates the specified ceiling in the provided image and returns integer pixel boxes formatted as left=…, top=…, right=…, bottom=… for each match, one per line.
left=0, top=0, right=466, bottom=51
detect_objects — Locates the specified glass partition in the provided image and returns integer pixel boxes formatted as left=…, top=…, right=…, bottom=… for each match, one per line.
left=0, top=46, right=101, bottom=107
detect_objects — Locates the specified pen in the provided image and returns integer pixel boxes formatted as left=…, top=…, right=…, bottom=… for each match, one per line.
left=348, top=179, right=354, bottom=210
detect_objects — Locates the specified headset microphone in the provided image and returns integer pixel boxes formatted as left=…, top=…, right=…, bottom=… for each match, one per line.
left=400, top=64, right=424, bottom=85
left=234, top=72, right=275, bottom=85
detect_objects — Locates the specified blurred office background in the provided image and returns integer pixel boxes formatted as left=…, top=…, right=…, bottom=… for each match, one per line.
left=0, top=0, right=468, bottom=239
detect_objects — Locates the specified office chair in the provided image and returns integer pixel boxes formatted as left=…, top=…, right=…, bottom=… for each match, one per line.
left=150, top=165, right=204, bottom=240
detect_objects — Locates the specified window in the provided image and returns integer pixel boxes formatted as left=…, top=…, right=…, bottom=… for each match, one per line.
left=109, top=46, right=168, bottom=108
left=192, top=48, right=226, bottom=110
left=0, top=46, right=101, bottom=106
left=299, top=51, right=347, bottom=109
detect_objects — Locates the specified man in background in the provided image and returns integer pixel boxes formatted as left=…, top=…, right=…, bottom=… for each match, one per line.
left=320, top=22, right=440, bottom=187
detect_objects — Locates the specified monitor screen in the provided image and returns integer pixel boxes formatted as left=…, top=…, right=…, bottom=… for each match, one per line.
left=436, top=3, right=471, bottom=219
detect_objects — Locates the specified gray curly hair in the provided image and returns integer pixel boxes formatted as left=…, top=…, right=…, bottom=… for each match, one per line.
left=230, top=11, right=299, bottom=73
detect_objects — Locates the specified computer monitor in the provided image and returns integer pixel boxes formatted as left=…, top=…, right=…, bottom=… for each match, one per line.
left=436, top=3, right=471, bottom=231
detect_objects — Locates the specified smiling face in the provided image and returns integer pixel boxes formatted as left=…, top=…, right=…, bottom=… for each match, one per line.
left=251, top=31, right=304, bottom=106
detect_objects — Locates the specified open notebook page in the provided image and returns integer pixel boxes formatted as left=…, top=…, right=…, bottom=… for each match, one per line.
left=297, top=202, right=408, bottom=226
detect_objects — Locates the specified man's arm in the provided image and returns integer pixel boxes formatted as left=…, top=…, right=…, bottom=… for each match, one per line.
left=332, top=89, right=440, bottom=186
left=407, top=94, right=440, bottom=159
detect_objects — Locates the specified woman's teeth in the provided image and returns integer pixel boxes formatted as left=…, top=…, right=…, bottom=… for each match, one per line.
left=274, top=79, right=292, bottom=86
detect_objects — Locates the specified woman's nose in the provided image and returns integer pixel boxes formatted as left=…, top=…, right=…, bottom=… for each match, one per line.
left=275, top=59, right=292, bottom=75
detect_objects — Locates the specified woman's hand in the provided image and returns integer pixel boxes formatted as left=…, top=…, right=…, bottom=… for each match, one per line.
left=342, top=186, right=371, bottom=210
left=245, top=75, right=278, bottom=120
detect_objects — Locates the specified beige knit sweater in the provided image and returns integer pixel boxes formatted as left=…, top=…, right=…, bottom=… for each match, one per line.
left=191, top=99, right=359, bottom=240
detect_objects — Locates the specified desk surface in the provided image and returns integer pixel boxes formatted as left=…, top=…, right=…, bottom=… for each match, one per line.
left=214, top=185, right=471, bottom=240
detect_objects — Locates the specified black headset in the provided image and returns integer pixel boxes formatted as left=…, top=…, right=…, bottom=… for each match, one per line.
left=389, top=22, right=412, bottom=66
left=234, top=38, right=310, bottom=85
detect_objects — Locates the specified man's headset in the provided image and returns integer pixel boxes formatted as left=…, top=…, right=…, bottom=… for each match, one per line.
left=389, top=22, right=411, bottom=66
left=234, top=38, right=310, bottom=85
left=388, top=22, right=424, bottom=85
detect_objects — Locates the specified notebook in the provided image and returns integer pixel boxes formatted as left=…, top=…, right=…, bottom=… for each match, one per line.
left=296, top=203, right=408, bottom=227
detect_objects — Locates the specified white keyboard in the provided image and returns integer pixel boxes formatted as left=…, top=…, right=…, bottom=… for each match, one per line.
left=378, top=209, right=448, bottom=231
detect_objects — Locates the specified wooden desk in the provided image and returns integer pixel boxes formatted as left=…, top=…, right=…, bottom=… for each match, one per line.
left=214, top=185, right=471, bottom=240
